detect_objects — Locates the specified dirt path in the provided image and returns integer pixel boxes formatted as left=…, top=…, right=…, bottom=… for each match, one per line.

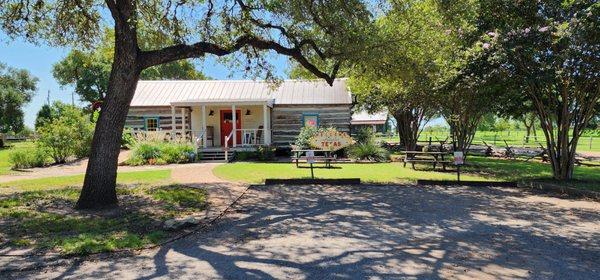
left=5, top=184, right=598, bottom=279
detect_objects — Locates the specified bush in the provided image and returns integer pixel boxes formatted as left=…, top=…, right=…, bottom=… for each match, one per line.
left=256, top=145, right=275, bottom=161
left=36, top=104, right=94, bottom=163
left=121, top=128, right=136, bottom=148
left=9, top=148, right=48, bottom=169
left=294, top=126, right=319, bottom=149
left=348, top=140, right=389, bottom=162
left=127, top=140, right=196, bottom=165
left=354, top=127, right=375, bottom=145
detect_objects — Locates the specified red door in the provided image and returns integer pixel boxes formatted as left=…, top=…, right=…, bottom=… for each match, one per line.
left=220, top=110, right=242, bottom=147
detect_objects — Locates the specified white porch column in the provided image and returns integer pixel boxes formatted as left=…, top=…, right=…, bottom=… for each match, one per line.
left=170, top=106, right=176, bottom=139
left=201, top=105, right=207, bottom=148
left=181, top=108, right=186, bottom=137
left=263, top=104, right=271, bottom=145
left=232, top=104, right=237, bottom=147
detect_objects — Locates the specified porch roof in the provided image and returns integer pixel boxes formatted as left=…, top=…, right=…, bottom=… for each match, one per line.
left=170, top=98, right=274, bottom=107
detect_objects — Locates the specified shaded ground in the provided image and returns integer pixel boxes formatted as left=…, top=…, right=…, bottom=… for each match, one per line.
left=3, top=184, right=599, bottom=279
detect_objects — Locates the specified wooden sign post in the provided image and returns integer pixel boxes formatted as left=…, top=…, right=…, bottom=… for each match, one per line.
left=306, top=150, right=315, bottom=179
left=454, top=151, right=464, bottom=182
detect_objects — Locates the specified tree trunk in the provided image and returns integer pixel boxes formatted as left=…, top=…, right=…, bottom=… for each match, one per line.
left=75, top=13, right=140, bottom=209
left=76, top=57, right=140, bottom=209
left=393, top=108, right=424, bottom=151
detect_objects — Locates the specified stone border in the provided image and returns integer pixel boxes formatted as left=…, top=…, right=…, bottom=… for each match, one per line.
left=264, top=178, right=361, bottom=185
left=417, top=180, right=518, bottom=188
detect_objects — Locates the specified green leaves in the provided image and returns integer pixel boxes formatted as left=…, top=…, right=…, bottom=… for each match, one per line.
left=0, top=63, right=38, bottom=134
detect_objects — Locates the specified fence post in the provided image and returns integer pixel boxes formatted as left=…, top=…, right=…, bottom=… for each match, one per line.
left=590, top=137, right=593, bottom=150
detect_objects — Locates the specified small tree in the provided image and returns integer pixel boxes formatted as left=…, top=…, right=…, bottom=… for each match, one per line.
left=0, top=63, right=38, bottom=134
left=37, top=105, right=94, bottom=164
left=483, top=1, right=600, bottom=179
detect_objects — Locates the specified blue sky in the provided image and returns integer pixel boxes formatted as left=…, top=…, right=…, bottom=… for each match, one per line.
left=0, top=35, right=289, bottom=128
left=1, top=34, right=445, bottom=129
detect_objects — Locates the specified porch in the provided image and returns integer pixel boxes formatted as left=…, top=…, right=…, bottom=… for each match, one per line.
left=170, top=99, right=273, bottom=150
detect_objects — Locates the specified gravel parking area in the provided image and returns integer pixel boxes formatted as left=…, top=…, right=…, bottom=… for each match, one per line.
left=4, top=184, right=600, bottom=279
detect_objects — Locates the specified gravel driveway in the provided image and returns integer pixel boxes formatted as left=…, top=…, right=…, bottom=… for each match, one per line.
left=5, top=184, right=600, bottom=279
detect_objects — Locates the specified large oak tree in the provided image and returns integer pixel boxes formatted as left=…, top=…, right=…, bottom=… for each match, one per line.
left=1, top=0, right=372, bottom=208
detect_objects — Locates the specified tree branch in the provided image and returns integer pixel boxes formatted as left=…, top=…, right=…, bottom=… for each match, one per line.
left=139, top=36, right=339, bottom=85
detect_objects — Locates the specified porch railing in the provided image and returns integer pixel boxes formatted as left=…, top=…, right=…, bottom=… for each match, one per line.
left=237, top=129, right=266, bottom=146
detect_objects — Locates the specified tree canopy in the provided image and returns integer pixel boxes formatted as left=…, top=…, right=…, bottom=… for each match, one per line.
left=0, top=62, right=38, bottom=134
left=480, top=0, right=600, bottom=179
left=53, top=29, right=209, bottom=104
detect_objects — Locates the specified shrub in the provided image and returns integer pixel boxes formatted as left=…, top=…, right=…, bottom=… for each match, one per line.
left=256, top=145, right=275, bottom=161
left=36, top=104, right=94, bottom=163
left=9, top=148, right=48, bottom=169
left=121, top=128, right=136, bottom=148
left=354, top=127, right=375, bottom=145
left=348, top=140, right=389, bottom=162
left=127, top=140, right=195, bottom=165
left=293, top=126, right=319, bottom=149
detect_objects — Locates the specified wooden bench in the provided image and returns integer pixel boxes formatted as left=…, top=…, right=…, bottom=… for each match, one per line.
left=291, top=150, right=337, bottom=168
left=400, top=151, right=453, bottom=170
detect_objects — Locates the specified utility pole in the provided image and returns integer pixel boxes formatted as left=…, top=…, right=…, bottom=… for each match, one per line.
left=46, top=90, right=50, bottom=105
left=71, top=91, right=75, bottom=106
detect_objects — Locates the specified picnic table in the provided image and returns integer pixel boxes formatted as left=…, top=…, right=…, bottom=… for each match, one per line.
left=291, top=149, right=337, bottom=168
left=400, top=151, right=453, bottom=170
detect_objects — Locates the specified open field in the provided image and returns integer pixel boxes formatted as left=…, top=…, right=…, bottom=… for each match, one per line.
left=377, top=130, right=600, bottom=152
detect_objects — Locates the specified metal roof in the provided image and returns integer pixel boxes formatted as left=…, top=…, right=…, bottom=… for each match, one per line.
left=130, top=79, right=352, bottom=107
left=351, top=110, right=389, bottom=125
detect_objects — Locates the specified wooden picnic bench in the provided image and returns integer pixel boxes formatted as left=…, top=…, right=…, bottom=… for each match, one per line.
left=400, top=151, right=453, bottom=170
left=291, top=149, right=337, bottom=168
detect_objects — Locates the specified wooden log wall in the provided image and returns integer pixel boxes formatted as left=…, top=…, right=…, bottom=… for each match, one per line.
left=271, top=104, right=352, bottom=147
left=125, top=106, right=191, bottom=131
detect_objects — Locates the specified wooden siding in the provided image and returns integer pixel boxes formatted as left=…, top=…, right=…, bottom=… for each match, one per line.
left=271, top=104, right=352, bottom=146
left=125, top=106, right=191, bottom=131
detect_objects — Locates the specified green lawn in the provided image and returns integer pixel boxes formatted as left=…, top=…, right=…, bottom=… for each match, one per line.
left=214, top=158, right=600, bottom=192
left=0, top=170, right=172, bottom=193
left=0, top=141, right=36, bottom=175
left=213, top=162, right=490, bottom=184
left=377, top=130, right=600, bottom=152
left=465, top=157, right=600, bottom=191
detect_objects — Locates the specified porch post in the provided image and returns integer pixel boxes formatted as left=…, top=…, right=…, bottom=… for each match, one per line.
left=263, top=104, right=271, bottom=145
left=201, top=105, right=207, bottom=148
left=181, top=107, right=186, bottom=137
left=170, top=106, right=176, bottom=139
left=232, top=104, right=237, bottom=147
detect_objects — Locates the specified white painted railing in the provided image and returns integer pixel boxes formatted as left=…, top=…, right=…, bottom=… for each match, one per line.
left=237, top=129, right=266, bottom=146
left=224, top=130, right=234, bottom=161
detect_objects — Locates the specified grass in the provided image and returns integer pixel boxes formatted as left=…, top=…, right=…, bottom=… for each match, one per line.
left=0, top=141, right=36, bottom=175
left=214, top=157, right=600, bottom=192
left=377, top=130, right=600, bottom=152
left=0, top=183, right=207, bottom=255
left=464, top=156, right=600, bottom=192
left=213, top=162, right=490, bottom=184
left=0, top=170, right=172, bottom=193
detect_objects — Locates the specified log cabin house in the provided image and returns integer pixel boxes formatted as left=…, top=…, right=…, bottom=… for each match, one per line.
left=125, top=79, right=353, bottom=158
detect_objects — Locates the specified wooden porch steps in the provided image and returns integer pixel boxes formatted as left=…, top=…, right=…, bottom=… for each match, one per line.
left=198, top=149, right=233, bottom=162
